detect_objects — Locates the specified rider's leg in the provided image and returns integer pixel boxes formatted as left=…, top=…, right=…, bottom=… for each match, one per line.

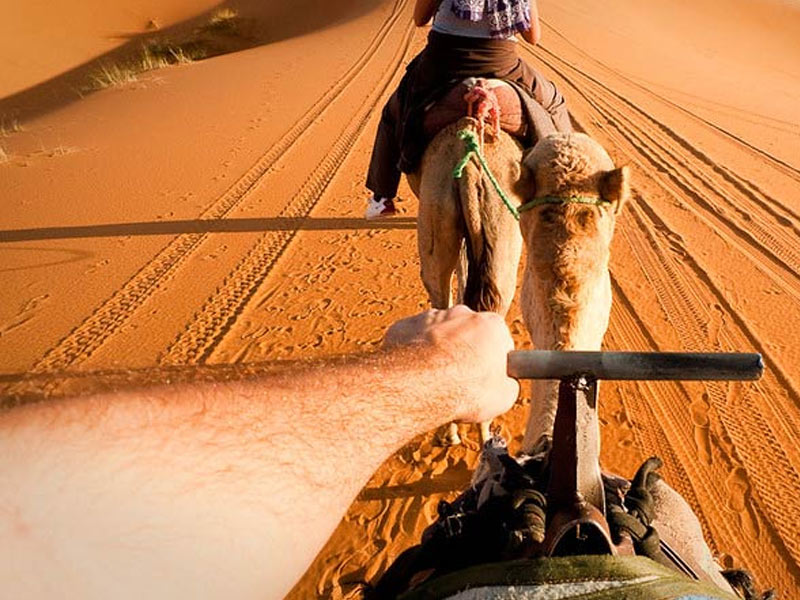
left=366, top=89, right=403, bottom=202
left=515, top=60, right=573, bottom=133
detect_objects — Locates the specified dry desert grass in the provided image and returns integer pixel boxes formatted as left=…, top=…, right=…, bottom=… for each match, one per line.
left=86, top=10, right=242, bottom=91
left=199, top=8, right=240, bottom=35
left=0, top=117, right=23, bottom=137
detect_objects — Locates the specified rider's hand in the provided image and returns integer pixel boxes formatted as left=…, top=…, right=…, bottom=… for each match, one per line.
left=384, top=306, right=519, bottom=424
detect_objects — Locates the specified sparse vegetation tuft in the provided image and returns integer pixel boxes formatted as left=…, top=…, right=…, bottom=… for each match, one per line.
left=48, top=145, right=79, bottom=157
left=200, top=8, right=240, bottom=34
left=0, top=117, right=23, bottom=137
left=141, top=39, right=207, bottom=70
left=87, top=39, right=208, bottom=90
left=84, top=7, right=246, bottom=93
left=0, top=145, right=9, bottom=164
left=89, top=63, right=140, bottom=90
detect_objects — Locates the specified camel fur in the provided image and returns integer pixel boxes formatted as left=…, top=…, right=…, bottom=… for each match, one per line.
left=518, top=132, right=629, bottom=452
left=409, top=116, right=530, bottom=445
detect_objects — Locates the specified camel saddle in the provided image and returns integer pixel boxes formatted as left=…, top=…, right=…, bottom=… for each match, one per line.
left=421, top=77, right=557, bottom=145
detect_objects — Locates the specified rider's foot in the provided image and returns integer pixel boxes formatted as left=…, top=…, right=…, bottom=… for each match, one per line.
left=365, top=195, right=397, bottom=219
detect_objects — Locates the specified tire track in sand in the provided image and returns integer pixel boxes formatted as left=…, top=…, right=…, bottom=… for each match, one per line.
left=540, top=19, right=800, bottom=185
left=606, top=273, right=799, bottom=594
left=614, top=199, right=800, bottom=592
left=526, top=45, right=800, bottom=305
left=158, top=21, right=417, bottom=365
left=534, top=44, right=800, bottom=590
left=10, top=0, right=409, bottom=378
left=604, top=278, right=717, bottom=547
left=527, top=41, right=800, bottom=411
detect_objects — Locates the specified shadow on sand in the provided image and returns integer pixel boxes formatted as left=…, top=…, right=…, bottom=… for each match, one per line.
left=0, top=0, right=387, bottom=123
left=0, top=216, right=417, bottom=243
left=357, top=467, right=472, bottom=501
left=0, top=354, right=382, bottom=408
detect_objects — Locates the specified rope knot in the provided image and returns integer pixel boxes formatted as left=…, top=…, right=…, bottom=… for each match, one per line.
left=464, top=79, right=501, bottom=145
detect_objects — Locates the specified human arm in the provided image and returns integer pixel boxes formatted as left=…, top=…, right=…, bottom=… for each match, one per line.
left=0, top=307, right=517, bottom=600
left=519, top=0, right=542, bottom=45
left=413, top=0, right=445, bottom=26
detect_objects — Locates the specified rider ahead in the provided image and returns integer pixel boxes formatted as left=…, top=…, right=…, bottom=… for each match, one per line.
left=364, top=0, right=572, bottom=219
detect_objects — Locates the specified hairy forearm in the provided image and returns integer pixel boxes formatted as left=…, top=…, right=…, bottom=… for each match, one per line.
left=0, top=347, right=464, bottom=600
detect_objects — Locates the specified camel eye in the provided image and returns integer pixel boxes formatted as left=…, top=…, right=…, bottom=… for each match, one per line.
left=540, top=207, right=558, bottom=224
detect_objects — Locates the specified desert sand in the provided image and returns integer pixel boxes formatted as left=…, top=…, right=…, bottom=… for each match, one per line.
left=1, top=0, right=799, bottom=597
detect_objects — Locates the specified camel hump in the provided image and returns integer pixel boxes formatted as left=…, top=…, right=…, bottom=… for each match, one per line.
left=421, top=78, right=525, bottom=141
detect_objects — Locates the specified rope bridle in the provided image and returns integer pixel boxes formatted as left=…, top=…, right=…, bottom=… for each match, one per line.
left=453, top=128, right=611, bottom=221
left=517, top=194, right=610, bottom=214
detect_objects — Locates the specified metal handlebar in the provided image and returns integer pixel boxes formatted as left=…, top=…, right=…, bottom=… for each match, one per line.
left=507, top=351, right=763, bottom=381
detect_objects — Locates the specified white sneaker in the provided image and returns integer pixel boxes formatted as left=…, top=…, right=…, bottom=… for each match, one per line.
left=365, top=196, right=397, bottom=219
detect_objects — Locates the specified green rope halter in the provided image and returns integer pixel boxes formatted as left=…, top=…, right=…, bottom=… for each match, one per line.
left=517, top=194, right=610, bottom=213
left=452, top=128, right=611, bottom=219
left=452, top=129, right=520, bottom=221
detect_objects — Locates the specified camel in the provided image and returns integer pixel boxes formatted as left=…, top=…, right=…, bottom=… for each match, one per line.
left=517, top=132, right=629, bottom=452
left=409, top=116, right=527, bottom=316
left=409, top=104, right=530, bottom=445
left=411, top=128, right=628, bottom=447
left=511, top=137, right=739, bottom=590
left=408, top=77, right=628, bottom=448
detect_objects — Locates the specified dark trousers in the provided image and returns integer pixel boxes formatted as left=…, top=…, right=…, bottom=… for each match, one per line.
left=366, top=31, right=572, bottom=199
left=366, top=90, right=405, bottom=199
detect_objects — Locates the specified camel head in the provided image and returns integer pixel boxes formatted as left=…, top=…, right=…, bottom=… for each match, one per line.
left=518, top=132, right=629, bottom=352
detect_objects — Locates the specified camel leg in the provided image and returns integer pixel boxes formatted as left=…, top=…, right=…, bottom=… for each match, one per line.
left=417, top=185, right=463, bottom=311
left=419, top=234, right=461, bottom=311
left=454, top=240, right=468, bottom=307
left=449, top=242, right=494, bottom=447
left=479, top=421, right=492, bottom=445
left=418, top=182, right=466, bottom=446
left=521, top=379, right=560, bottom=453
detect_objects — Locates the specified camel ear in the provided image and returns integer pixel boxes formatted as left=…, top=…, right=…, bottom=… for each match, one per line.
left=600, top=165, right=630, bottom=214
left=522, top=147, right=537, bottom=169
left=517, top=155, right=536, bottom=199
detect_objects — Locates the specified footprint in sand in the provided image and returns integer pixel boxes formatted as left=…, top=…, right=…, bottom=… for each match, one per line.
left=509, top=318, right=526, bottom=336
left=723, top=381, right=746, bottom=409
left=611, top=408, right=636, bottom=448
left=690, top=392, right=713, bottom=465
left=0, top=293, right=50, bottom=336
left=717, top=553, right=737, bottom=570
left=84, top=258, right=110, bottom=274
left=289, top=297, right=333, bottom=321
left=703, top=303, right=726, bottom=350
left=724, top=466, right=760, bottom=539
left=202, top=244, right=228, bottom=260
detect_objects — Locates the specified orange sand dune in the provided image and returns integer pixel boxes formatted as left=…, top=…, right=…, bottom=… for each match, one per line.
left=1, top=0, right=799, bottom=597
left=0, top=0, right=384, bottom=121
